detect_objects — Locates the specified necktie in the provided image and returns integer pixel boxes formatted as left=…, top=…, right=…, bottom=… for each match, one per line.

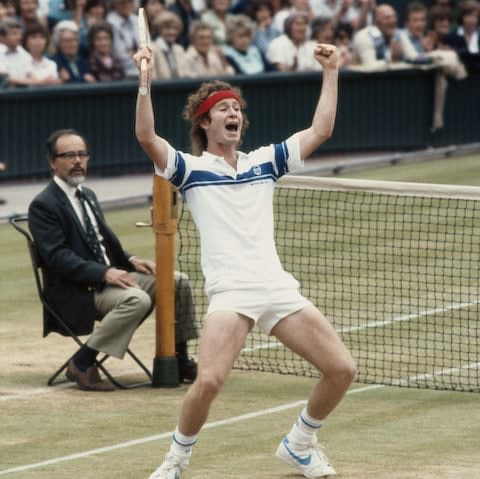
left=75, top=189, right=106, bottom=264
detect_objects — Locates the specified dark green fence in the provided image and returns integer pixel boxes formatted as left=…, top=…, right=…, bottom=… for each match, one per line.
left=0, top=69, right=479, bottom=180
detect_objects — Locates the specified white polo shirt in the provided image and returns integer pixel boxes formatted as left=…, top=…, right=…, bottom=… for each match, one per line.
left=155, top=134, right=303, bottom=296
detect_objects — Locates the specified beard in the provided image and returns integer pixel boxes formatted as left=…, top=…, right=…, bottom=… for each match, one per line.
left=66, top=174, right=86, bottom=187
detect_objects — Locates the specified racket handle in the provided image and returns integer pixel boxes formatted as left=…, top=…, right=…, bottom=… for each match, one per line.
left=139, top=58, right=148, bottom=96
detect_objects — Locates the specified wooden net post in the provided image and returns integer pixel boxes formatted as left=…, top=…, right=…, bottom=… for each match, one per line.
left=151, top=175, right=179, bottom=387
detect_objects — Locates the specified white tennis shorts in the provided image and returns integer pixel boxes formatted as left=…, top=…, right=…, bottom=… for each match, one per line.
left=206, top=287, right=311, bottom=334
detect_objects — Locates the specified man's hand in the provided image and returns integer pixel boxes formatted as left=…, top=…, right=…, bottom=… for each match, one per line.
left=104, top=267, right=141, bottom=289
left=314, top=44, right=339, bottom=70
left=130, top=257, right=156, bottom=275
left=133, top=46, right=153, bottom=72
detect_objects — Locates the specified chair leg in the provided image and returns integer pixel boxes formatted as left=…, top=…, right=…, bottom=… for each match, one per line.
left=94, top=352, right=152, bottom=390
left=127, top=348, right=153, bottom=380
left=48, top=352, right=153, bottom=390
left=47, top=356, right=73, bottom=386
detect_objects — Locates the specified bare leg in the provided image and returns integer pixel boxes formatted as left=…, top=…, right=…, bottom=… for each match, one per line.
left=271, top=304, right=356, bottom=420
left=178, top=311, right=253, bottom=435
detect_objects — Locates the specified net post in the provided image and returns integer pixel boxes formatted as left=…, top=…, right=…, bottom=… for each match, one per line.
left=152, top=175, right=179, bottom=387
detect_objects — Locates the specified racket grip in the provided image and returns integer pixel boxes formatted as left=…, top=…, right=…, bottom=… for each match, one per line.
left=139, top=58, right=148, bottom=96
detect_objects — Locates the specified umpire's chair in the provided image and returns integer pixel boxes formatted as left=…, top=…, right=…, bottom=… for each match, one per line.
left=9, top=214, right=153, bottom=389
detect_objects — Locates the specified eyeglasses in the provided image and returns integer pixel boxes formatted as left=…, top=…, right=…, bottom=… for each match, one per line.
left=55, top=151, right=90, bottom=159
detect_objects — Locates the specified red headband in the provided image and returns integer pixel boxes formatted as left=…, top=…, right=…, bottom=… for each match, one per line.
left=194, top=90, right=241, bottom=117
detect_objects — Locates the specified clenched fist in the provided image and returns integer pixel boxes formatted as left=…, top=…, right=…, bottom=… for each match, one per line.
left=314, top=43, right=339, bottom=70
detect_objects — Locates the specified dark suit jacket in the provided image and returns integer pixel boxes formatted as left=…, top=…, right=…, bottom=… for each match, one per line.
left=444, top=30, right=480, bottom=74
left=51, top=52, right=92, bottom=83
left=28, top=181, right=133, bottom=336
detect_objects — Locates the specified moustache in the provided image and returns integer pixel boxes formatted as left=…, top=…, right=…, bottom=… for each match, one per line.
left=69, top=167, right=85, bottom=175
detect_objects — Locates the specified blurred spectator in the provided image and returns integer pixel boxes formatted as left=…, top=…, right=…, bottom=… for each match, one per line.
left=346, top=0, right=375, bottom=30
left=246, top=0, right=281, bottom=55
left=400, top=1, right=465, bottom=71
left=141, top=0, right=165, bottom=32
left=151, top=10, right=189, bottom=78
left=106, top=0, right=139, bottom=78
left=201, top=0, right=235, bottom=45
left=1, top=0, right=16, bottom=19
left=88, top=20, right=125, bottom=81
left=430, top=0, right=458, bottom=24
left=303, top=16, right=333, bottom=70
left=266, top=11, right=311, bottom=71
left=0, top=18, right=33, bottom=85
left=84, top=0, right=106, bottom=26
left=427, top=4, right=455, bottom=49
left=59, top=0, right=91, bottom=57
left=50, top=19, right=95, bottom=82
left=0, top=19, right=6, bottom=51
left=309, top=0, right=375, bottom=30
left=183, top=20, right=234, bottom=75
left=0, top=0, right=8, bottom=18
left=351, top=3, right=403, bottom=70
left=168, top=0, right=200, bottom=48
left=399, top=1, right=467, bottom=130
left=222, top=13, right=274, bottom=73
left=444, top=0, right=480, bottom=73
left=272, top=0, right=313, bottom=33
left=20, top=22, right=60, bottom=84
left=14, top=0, right=48, bottom=29
left=229, top=0, right=251, bottom=14
left=333, top=20, right=353, bottom=63
left=46, top=0, right=70, bottom=28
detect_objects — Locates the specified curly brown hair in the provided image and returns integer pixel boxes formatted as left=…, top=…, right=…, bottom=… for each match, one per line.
left=182, top=80, right=249, bottom=156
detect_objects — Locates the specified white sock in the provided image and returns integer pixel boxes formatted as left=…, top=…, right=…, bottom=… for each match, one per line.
left=287, top=406, right=324, bottom=445
left=170, top=426, right=197, bottom=455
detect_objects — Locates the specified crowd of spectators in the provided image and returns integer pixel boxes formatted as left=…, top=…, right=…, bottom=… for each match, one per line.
left=0, top=0, right=479, bottom=87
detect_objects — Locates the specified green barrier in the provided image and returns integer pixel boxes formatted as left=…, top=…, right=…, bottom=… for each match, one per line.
left=0, top=70, right=478, bottom=180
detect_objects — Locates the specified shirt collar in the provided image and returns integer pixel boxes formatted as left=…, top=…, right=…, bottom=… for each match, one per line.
left=53, top=175, right=82, bottom=199
left=201, top=150, right=247, bottom=160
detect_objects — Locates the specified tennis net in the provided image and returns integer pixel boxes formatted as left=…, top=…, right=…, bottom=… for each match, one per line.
left=177, top=176, right=480, bottom=392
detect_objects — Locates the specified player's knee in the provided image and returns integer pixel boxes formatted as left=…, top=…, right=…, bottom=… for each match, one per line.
left=194, top=372, right=225, bottom=400
left=335, top=357, right=357, bottom=386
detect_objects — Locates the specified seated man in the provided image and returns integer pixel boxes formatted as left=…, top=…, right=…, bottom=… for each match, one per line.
left=28, top=128, right=198, bottom=392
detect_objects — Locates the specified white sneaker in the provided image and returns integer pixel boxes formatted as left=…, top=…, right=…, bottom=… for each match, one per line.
left=276, top=435, right=337, bottom=478
left=147, top=449, right=191, bottom=479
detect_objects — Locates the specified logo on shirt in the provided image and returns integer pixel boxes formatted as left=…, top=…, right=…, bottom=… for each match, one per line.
left=253, top=165, right=262, bottom=176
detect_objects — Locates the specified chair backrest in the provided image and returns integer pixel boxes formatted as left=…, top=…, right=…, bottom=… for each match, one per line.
left=9, top=214, right=45, bottom=299
left=9, top=214, right=80, bottom=339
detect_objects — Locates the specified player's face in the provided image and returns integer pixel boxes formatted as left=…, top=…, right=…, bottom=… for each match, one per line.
left=50, top=134, right=89, bottom=187
left=203, top=99, right=243, bottom=146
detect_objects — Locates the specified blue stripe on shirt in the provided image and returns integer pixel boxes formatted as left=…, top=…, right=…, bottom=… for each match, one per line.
left=274, top=142, right=289, bottom=178
left=181, top=162, right=276, bottom=193
left=170, top=151, right=187, bottom=188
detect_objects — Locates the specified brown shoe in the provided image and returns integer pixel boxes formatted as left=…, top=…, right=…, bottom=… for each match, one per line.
left=66, top=359, right=115, bottom=391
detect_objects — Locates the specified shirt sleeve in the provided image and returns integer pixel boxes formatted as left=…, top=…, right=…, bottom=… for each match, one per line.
left=153, top=142, right=191, bottom=189
left=271, top=133, right=303, bottom=179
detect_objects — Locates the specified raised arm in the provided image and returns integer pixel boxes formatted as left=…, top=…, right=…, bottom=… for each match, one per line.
left=297, top=43, right=339, bottom=161
left=133, top=46, right=169, bottom=172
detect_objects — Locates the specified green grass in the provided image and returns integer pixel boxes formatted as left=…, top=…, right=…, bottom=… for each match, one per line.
left=337, top=153, right=480, bottom=185
left=1, top=155, right=480, bottom=478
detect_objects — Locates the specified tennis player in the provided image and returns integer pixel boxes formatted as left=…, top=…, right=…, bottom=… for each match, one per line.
left=134, top=42, right=356, bottom=479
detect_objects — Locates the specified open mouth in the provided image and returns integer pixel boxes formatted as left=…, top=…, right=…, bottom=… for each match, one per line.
left=226, top=123, right=238, bottom=132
